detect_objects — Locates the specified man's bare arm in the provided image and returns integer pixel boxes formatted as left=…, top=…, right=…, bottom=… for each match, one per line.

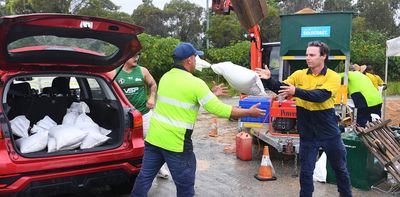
left=142, top=67, right=157, bottom=109
left=230, top=103, right=265, bottom=119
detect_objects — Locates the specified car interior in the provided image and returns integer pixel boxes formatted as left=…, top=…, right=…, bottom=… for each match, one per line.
left=5, top=75, right=125, bottom=156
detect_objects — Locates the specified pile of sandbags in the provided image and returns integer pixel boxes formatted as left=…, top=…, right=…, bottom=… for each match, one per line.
left=11, top=102, right=111, bottom=154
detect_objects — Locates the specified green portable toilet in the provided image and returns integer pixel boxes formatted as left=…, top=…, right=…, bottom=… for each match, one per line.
left=280, top=11, right=353, bottom=71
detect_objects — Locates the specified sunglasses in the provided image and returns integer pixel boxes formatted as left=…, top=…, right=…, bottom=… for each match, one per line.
left=308, top=40, right=323, bottom=47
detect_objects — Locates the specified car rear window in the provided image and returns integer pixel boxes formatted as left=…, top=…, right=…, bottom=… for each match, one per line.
left=8, top=36, right=118, bottom=56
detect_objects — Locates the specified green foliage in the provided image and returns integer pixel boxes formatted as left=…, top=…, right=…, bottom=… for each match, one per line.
left=277, top=0, right=323, bottom=14
left=323, top=0, right=353, bottom=11
left=131, top=4, right=168, bottom=36
left=260, top=3, right=281, bottom=42
left=352, top=17, right=367, bottom=35
left=386, top=81, right=400, bottom=95
left=356, top=0, right=398, bottom=36
left=206, top=41, right=250, bottom=66
left=207, top=14, right=246, bottom=48
left=387, top=57, right=400, bottom=82
left=164, top=0, right=203, bottom=44
left=350, top=30, right=387, bottom=75
left=195, top=41, right=250, bottom=92
left=137, top=33, right=180, bottom=83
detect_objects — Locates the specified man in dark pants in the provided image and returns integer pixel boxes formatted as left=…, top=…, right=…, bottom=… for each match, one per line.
left=131, top=43, right=266, bottom=197
left=256, top=41, right=352, bottom=197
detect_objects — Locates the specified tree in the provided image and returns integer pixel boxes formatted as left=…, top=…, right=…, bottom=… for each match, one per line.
left=277, top=0, right=323, bottom=14
left=73, top=0, right=119, bottom=16
left=206, top=41, right=251, bottom=67
left=163, top=0, right=203, bottom=45
left=5, top=0, right=35, bottom=14
left=352, top=17, right=367, bottom=35
left=207, top=14, right=246, bottom=48
left=131, top=4, right=168, bottom=37
left=323, top=0, right=353, bottom=11
left=356, top=0, right=398, bottom=36
left=4, top=0, right=122, bottom=16
left=350, top=30, right=387, bottom=76
left=137, top=33, right=180, bottom=83
left=260, top=2, right=281, bottom=42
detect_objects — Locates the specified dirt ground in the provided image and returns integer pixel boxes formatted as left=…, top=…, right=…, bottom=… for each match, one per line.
left=384, top=96, right=400, bottom=126
left=68, top=96, right=400, bottom=197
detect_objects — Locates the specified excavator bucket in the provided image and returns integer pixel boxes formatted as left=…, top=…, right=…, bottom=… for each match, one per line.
left=231, top=0, right=268, bottom=29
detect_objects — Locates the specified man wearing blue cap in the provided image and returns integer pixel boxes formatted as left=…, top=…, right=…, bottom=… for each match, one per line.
left=131, top=43, right=266, bottom=197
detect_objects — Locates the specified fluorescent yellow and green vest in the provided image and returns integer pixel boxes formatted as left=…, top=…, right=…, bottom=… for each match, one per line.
left=146, top=68, right=232, bottom=152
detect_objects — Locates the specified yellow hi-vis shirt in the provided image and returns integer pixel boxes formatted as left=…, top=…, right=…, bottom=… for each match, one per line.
left=284, top=68, right=340, bottom=111
left=146, top=68, right=232, bottom=152
left=365, top=72, right=384, bottom=89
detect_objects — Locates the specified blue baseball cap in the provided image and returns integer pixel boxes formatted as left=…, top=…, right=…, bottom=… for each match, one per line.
left=173, top=43, right=204, bottom=61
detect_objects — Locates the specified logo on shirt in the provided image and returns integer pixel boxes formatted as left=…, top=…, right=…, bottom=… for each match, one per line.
left=124, top=87, right=139, bottom=94
left=135, top=78, right=142, bottom=82
left=118, top=78, right=125, bottom=84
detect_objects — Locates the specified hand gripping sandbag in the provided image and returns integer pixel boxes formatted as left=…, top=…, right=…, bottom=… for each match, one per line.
left=211, top=62, right=266, bottom=96
left=195, top=55, right=211, bottom=71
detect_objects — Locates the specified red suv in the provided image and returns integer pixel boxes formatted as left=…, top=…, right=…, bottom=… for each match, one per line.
left=0, top=14, right=144, bottom=196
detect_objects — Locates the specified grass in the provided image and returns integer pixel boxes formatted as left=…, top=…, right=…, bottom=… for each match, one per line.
left=387, top=81, right=400, bottom=95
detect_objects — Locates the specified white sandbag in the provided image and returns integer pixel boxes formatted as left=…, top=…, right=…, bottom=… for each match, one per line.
left=78, top=122, right=100, bottom=134
left=195, top=55, right=211, bottom=71
left=60, top=142, right=82, bottom=151
left=31, top=125, right=47, bottom=134
left=99, top=127, right=112, bottom=136
left=47, top=137, right=56, bottom=153
left=80, top=132, right=110, bottom=149
left=211, top=62, right=266, bottom=96
left=75, top=113, right=95, bottom=125
left=10, top=115, right=30, bottom=138
left=16, top=131, right=48, bottom=153
left=48, top=137, right=81, bottom=152
left=62, top=111, right=79, bottom=125
left=67, top=102, right=90, bottom=114
left=313, top=152, right=327, bottom=182
left=31, top=116, right=57, bottom=134
left=49, top=125, right=88, bottom=150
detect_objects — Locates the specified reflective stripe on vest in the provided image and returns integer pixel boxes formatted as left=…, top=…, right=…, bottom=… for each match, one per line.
left=198, top=92, right=215, bottom=106
left=152, top=111, right=195, bottom=130
left=158, top=95, right=199, bottom=110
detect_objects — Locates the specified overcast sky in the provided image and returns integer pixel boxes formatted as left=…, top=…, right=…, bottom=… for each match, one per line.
left=111, top=0, right=207, bottom=14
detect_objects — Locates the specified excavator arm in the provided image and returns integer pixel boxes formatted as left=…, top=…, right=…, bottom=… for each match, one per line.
left=211, top=0, right=267, bottom=70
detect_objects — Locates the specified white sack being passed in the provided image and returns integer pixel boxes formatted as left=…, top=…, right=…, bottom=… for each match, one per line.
left=195, top=55, right=211, bottom=71
left=211, top=62, right=266, bottom=96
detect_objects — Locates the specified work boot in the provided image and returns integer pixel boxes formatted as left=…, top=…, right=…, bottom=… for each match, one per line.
left=157, top=164, right=170, bottom=179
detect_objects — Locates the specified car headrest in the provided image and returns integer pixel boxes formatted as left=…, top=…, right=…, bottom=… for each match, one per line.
left=51, top=77, right=70, bottom=95
left=9, top=82, right=32, bottom=97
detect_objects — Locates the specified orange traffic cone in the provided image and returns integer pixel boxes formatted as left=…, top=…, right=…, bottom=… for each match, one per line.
left=254, top=146, right=277, bottom=181
left=208, top=117, right=218, bottom=137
